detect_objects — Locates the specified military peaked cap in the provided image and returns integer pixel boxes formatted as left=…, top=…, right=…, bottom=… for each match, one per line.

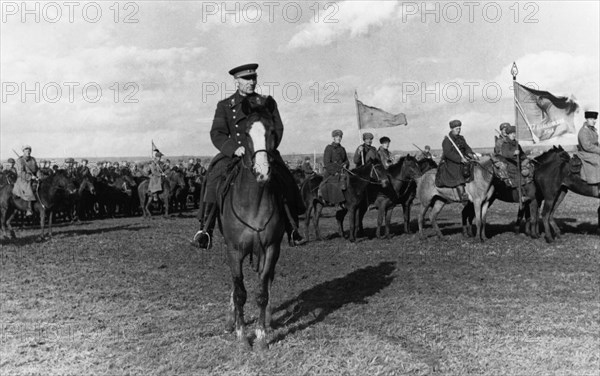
left=584, top=111, right=598, bottom=119
left=229, top=63, right=259, bottom=78
left=380, top=136, right=391, bottom=144
left=362, top=132, right=374, bottom=140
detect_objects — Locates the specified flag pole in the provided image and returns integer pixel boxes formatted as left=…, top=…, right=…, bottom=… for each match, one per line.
left=511, top=62, right=523, bottom=208
left=354, top=90, right=364, bottom=165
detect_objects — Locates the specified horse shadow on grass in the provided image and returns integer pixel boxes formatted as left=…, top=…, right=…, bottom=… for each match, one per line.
left=2, top=223, right=150, bottom=245
left=270, top=261, right=396, bottom=344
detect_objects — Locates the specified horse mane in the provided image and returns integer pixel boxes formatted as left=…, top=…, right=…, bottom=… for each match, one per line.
left=535, top=145, right=570, bottom=164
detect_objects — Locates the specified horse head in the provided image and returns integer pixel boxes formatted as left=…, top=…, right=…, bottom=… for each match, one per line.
left=399, top=155, right=422, bottom=180
left=242, top=96, right=277, bottom=184
left=79, top=175, right=96, bottom=195
left=53, top=170, right=77, bottom=195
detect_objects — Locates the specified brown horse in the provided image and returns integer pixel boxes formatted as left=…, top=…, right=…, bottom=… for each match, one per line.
left=138, top=172, right=184, bottom=218
left=300, top=162, right=389, bottom=242
left=0, top=170, right=76, bottom=240
left=417, top=156, right=495, bottom=241
left=533, top=146, right=599, bottom=242
left=218, top=97, right=286, bottom=350
left=362, top=155, right=422, bottom=238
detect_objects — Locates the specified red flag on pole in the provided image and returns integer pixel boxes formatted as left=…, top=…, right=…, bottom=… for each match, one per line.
left=514, top=82, right=578, bottom=143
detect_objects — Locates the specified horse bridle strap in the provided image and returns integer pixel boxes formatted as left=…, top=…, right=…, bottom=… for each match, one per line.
left=228, top=183, right=276, bottom=233
left=342, top=165, right=384, bottom=185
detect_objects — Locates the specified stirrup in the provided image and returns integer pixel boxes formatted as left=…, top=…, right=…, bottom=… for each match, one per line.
left=191, top=229, right=211, bottom=249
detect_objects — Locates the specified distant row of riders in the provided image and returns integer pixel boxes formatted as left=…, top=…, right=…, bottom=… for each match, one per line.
left=0, top=147, right=209, bottom=240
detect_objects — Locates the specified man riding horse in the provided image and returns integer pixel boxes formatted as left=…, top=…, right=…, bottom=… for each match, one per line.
left=12, top=145, right=41, bottom=216
left=149, top=152, right=166, bottom=201
left=435, top=119, right=478, bottom=202
left=353, top=132, right=378, bottom=167
left=576, top=110, right=600, bottom=185
left=318, top=129, right=350, bottom=205
left=194, top=63, right=306, bottom=248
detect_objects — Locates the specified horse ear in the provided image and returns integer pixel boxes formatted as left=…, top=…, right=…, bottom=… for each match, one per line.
left=241, top=97, right=252, bottom=115
left=265, top=96, right=276, bottom=113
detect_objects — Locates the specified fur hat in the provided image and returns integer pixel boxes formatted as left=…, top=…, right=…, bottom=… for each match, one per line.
left=449, top=120, right=462, bottom=129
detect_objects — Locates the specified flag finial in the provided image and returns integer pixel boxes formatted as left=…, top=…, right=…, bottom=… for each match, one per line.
left=511, top=62, right=518, bottom=80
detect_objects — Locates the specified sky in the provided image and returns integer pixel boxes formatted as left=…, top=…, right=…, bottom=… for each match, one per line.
left=1, top=0, right=599, bottom=160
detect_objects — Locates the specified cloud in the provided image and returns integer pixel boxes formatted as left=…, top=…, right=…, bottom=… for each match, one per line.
left=287, top=1, right=402, bottom=49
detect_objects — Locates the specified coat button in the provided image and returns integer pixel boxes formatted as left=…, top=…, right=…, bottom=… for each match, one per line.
left=235, top=124, right=238, bottom=128
left=238, top=141, right=241, bottom=144
left=233, top=109, right=236, bottom=112
left=233, top=116, right=236, bottom=119
left=236, top=133, right=240, bottom=136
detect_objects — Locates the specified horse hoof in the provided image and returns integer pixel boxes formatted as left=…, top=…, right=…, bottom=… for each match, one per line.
left=255, top=338, right=268, bottom=352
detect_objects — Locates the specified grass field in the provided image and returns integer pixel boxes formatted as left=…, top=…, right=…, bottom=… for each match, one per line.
left=1, top=195, right=599, bottom=375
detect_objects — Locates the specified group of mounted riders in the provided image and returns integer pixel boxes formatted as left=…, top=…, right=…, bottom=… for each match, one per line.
left=2, top=61, right=598, bottom=245
left=0, top=146, right=209, bottom=232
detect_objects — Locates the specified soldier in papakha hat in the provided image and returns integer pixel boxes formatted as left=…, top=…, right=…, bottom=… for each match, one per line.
left=12, top=145, right=41, bottom=216
left=576, top=110, right=600, bottom=184
left=353, top=132, right=379, bottom=168
left=494, top=122, right=511, bottom=155
left=194, top=63, right=307, bottom=248
left=436, top=120, right=477, bottom=202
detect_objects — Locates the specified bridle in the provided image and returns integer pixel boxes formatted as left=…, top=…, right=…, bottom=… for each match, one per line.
left=341, top=164, right=387, bottom=185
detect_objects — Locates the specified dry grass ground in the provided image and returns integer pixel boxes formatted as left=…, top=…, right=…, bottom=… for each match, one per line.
left=1, top=195, right=599, bottom=375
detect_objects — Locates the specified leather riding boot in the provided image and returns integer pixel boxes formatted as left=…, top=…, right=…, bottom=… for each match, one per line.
left=456, top=185, right=469, bottom=202
left=192, top=202, right=216, bottom=249
left=283, top=200, right=306, bottom=246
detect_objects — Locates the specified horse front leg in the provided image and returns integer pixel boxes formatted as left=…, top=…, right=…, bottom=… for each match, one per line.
left=228, top=248, right=249, bottom=350
left=38, top=205, right=46, bottom=241
left=461, top=202, right=475, bottom=238
left=385, top=204, right=394, bottom=239
left=430, top=200, right=446, bottom=240
left=48, top=211, right=54, bottom=238
left=314, top=202, right=324, bottom=241
left=255, top=243, right=280, bottom=351
left=472, top=199, right=485, bottom=242
left=335, top=206, right=347, bottom=239
left=529, top=199, right=540, bottom=239
left=402, top=201, right=411, bottom=235
left=417, top=198, right=430, bottom=240
left=303, top=203, right=312, bottom=242
left=348, top=206, right=358, bottom=242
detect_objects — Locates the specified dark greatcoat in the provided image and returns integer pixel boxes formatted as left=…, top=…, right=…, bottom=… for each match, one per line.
left=499, top=138, right=526, bottom=183
left=203, top=91, right=305, bottom=216
left=353, top=144, right=379, bottom=167
left=323, top=142, right=349, bottom=177
left=436, top=132, right=474, bottom=188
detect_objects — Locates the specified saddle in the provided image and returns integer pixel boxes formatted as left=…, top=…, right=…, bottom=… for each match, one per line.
left=491, top=156, right=534, bottom=187
left=319, top=173, right=347, bottom=204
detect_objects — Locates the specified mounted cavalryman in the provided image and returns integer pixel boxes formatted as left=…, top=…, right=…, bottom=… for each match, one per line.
left=576, top=110, right=600, bottom=185
left=12, top=145, right=41, bottom=216
left=353, top=132, right=378, bottom=167
left=149, top=152, right=166, bottom=201
left=436, top=120, right=477, bottom=202
left=193, top=63, right=306, bottom=249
